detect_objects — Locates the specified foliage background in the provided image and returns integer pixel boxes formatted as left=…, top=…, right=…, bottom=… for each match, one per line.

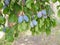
left=0, top=0, right=60, bottom=45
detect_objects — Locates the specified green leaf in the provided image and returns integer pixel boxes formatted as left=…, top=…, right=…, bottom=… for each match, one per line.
left=5, top=35, right=14, bottom=42
left=46, top=0, right=49, bottom=2
left=57, top=5, right=60, bottom=9
left=5, top=28, right=14, bottom=42
left=52, top=0, right=57, bottom=3
left=18, top=22, right=28, bottom=32
left=9, top=13, right=17, bottom=23
left=3, top=7, right=9, bottom=14
left=26, top=3, right=31, bottom=9
left=51, top=19, right=56, bottom=27
left=26, top=0, right=34, bottom=9
left=0, top=26, right=3, bottom=31
left=46, top=27, right=51, bottom=35
left=0, top=3, right=3, bottom=9
left=13, top=3, right=21, bottom=14
left=58, top=0, right=60, bottom=2
left=14, top=31, right=19, bottom=37
left=58, top=10, right=60, bottom=17
left=46, top=5, right=54, bottom=15
left=0, top=16, right=5, bottom=24
left=5, top=27, right=10, bottom=33
left=30, top=27, right=35, bottom=35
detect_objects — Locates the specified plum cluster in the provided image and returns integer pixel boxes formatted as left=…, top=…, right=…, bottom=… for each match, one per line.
left=37, top=10, right=47, bottom=18
left=18, top=10, right=47, bottom=28
left=30, top=10, right=47, bottom=28
left=18, top=15, right=29, bottom=23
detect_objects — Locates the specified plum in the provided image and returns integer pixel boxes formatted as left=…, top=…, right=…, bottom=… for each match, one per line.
left=32, top=20, right=37, bottom=26
left=4, top=0, right=10, bottom=6
left=30, top=21, right=34, bottom=28
left=37, top=11, right=42, bottom=18
left=41, top=10, right=46, bottom=15
left=18, top=15, right=23, bottom=23
left=23, top=15, right=29, bottom=22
